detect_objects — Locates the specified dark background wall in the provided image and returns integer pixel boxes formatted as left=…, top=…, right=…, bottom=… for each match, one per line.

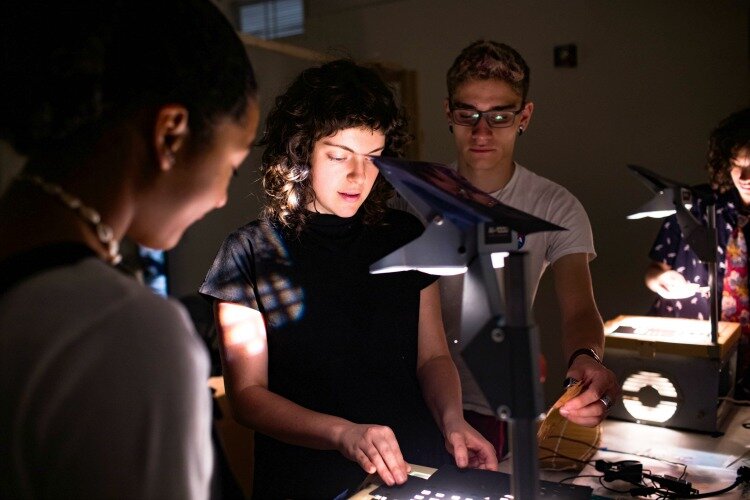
left=2, top=0, right=748, bottom=404
left=189, top=0, right=750, bottom=402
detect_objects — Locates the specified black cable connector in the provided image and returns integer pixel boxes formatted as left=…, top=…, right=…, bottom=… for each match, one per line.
left=595, top=459, right=643, bottom=484
left=738, top=465, right=750, bottom=483
left=595, top=460, right=750, bottom=498
left=649, top=466, right=748, bottom=499
left=646, top=474, right=697, bottom=497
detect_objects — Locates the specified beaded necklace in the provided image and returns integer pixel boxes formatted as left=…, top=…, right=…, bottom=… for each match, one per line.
left=17, top=174, right=122, bottom=265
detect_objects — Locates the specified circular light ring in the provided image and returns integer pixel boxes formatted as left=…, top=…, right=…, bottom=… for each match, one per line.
left=621, top=370, right=681, bottom=423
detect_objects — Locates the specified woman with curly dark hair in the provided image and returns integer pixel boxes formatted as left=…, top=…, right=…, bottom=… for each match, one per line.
left=645, top=107, right=750, bottom=399
left=200, top=59, right=497, bottom=498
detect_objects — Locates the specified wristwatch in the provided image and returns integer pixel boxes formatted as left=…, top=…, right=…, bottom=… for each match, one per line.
left=567, top=347, right=602, bottom=369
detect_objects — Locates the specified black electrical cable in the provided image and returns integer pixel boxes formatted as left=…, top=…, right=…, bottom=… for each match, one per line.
left=677, top=481, right=741, bottom=498
left=596, top=476, right=638, bottom=494
left=642, top=472, right=697, bottom=497
left=550, top=434, right=690, bottom=480
left=658, top=466, right=750, bottom=499
left=543, top=436, right=749, bottom=497
left=601, top=470, right=740, bottom=500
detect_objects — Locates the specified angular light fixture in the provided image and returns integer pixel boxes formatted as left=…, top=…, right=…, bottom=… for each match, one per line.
left=626, top=164, right=719, bottom=343
left=370, top=157, right=563, bottom=276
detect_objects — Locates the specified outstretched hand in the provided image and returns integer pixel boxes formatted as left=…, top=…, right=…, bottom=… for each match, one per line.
left=559, top=356, right=621, bottom=427
left=443, top=419, right=499, bottom=471
left=651, top=269, right=702, bottom=299
left=337, top=423, right=410, bottom=486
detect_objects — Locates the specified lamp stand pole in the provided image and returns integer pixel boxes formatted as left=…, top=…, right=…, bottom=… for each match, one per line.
left=674, top=190, right=719, bottom=345
left=462, top=249, right=542, bottom=500
left=503, top=251, right=541, bottom=500
left=707, top=204, right=719, bottom=345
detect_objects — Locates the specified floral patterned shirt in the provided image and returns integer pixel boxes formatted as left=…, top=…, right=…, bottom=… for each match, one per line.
left=648, top=186, right=749, bottom=319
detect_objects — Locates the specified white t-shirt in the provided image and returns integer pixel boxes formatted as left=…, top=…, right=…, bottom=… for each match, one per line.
left=489, top=162, right=595, bottom=299
left=0, top=257, right=213, bottom=499
left=464, top=162, right=596, bottom=414
left=393, top=162, right=595, bottom=415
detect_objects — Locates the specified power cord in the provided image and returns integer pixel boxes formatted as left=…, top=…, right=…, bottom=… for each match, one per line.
left=644, top=472, right=697, bottom=497
left=549, top=423, right=749, bottom=497
left=661, top=465, right=750, bottom=499
left=550, top=434, right=689, bottom=480
left=594, top=460, right=750, bottom=498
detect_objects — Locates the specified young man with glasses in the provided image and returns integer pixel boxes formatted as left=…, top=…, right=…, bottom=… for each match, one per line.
left=440, top=40, right=620, bottom=456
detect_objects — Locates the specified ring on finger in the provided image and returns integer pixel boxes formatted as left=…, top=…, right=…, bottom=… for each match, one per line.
left=599, top=394, right=613, bottom=412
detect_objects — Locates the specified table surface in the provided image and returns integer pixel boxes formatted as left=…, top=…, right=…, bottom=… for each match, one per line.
left=556, top=403, right=750, bottom=498
left=351, top=404, right=750, bottom=499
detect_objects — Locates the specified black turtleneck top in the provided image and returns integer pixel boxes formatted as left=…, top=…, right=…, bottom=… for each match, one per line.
left=200, top=208, right=450, bottom=499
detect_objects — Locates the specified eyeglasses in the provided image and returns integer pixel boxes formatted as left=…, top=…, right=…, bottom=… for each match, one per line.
left=449, top=104, right=525, bottom=128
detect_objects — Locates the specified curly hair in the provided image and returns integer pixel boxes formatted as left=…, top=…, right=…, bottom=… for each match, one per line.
left=259, top=59, right=410, bottom=231
left=0, top=0, right=256, bottom=163
left=706, top=108, right=750, bottom=192
left=446, top=40, right=530, bottom=103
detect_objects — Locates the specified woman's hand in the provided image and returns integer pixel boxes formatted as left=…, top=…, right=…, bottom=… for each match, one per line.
left=337, top=423, right=410, bottom=486
left=442, top=418, right=499, bottom=471
left=645, top=263, right=700, bottom=299
left=652, top=270, right=701, bottom=299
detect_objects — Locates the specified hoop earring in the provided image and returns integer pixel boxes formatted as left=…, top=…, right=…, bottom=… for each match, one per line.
left=448, top=124, right=454, bottom=134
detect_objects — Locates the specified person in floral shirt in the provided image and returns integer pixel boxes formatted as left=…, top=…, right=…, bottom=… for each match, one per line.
left=646, top=107, right=750, bottom=399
